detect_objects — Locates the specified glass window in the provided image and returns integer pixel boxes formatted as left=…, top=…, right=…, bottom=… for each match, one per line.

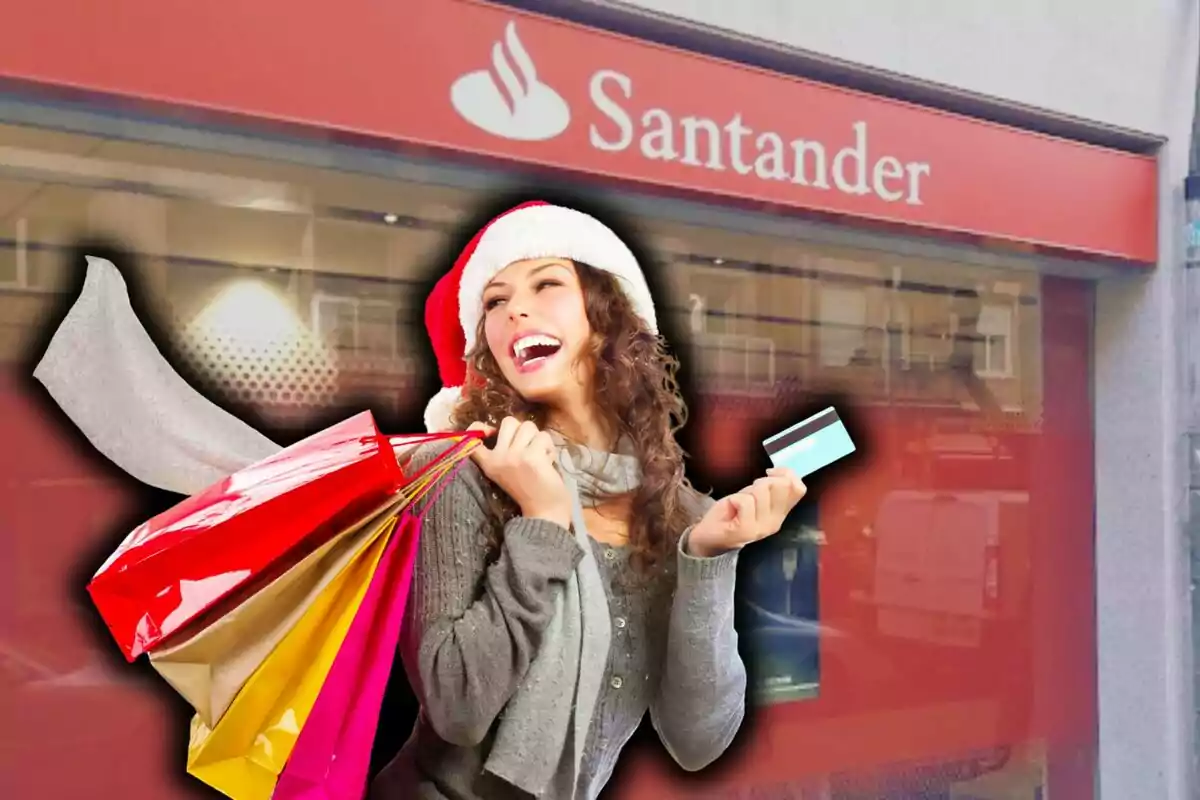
left=819, top=285, right=868, bottom=367
left=0, top=118, right=1094, bottom=800
left=886, top=300, right=912, bottom=372
left=976, top=303, right=1016, bottom=378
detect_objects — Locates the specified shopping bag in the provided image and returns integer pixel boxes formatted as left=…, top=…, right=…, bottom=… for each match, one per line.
left=88, top=410, right=405, bottom=662
left=148, top=495, right=398, bottom=728
left=185, top=514, right=397, bottom=800
left=184, top=435, right=479, bottom=800
left=147, top=432, right=478, bottom=728
left=272, top=438, right=477, bottom=800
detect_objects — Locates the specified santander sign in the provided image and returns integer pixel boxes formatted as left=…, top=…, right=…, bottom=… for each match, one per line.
left=2, top=0, right=1152, bottom=262
left=452, top=22, right=932, bottom=207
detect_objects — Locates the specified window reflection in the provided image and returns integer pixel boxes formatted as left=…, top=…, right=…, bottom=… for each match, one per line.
left=740, top=501, right=823, bottom=704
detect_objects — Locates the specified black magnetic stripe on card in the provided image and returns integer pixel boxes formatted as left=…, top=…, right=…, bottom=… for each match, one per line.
left=764, top=408, right=841, bottom=456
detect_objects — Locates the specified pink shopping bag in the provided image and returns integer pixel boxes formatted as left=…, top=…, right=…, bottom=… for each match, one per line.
left=271, top=442, right=471, bottom=800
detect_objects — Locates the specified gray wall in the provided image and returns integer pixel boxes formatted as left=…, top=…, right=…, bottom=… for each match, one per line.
left=597, top=0, right=1200, bottom=796
left=594, top=0, right=1185, bottom=136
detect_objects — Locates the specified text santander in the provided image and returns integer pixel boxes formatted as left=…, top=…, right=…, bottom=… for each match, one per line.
left=587, top=69, right=931, bottom=206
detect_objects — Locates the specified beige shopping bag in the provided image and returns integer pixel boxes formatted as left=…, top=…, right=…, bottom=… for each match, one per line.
left=149, top=494, right=409, bottom=728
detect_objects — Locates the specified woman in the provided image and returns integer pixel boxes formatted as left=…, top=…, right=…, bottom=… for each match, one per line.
left=372, top=201, right=807, bottom=800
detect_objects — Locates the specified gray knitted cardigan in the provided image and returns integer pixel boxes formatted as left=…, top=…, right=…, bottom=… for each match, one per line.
left=371, top=441, right=747, bottom=800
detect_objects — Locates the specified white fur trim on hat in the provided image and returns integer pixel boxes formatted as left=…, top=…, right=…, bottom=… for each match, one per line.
left=457, top=204, right=658, bottom=353
left=423, top=385, right=462, bottom=433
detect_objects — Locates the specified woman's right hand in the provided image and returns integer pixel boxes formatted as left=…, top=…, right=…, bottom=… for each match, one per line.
left=467, top=417, right=573, bottom=529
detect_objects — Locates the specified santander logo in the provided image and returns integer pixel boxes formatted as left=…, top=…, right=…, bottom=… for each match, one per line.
left=450, top=21, right=571, bottom=142
left=451, top=22, right=932, bottom=207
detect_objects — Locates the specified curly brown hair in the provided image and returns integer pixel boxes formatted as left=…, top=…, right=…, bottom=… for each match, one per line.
left=449, top=261, right=695, bottom=572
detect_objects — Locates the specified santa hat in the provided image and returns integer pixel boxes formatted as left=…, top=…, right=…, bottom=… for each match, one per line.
left=423, top=201, right=659, bottom=432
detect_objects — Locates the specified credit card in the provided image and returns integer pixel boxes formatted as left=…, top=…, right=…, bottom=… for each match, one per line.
left=763, top=407, right=856, bottom=478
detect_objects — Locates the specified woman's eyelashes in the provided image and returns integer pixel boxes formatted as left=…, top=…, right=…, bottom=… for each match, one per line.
left=483, top=279, right=563, bottom=312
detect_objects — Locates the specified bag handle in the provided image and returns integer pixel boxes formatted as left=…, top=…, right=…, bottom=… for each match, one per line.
left=409, top=447, right=475, bottom=517
left=397, top=435, right=480, bottom=512
left=387, top=430, right=485, bottom=451
left=388, top=429, right=483, bottom=486
left=398, top=442, right=474, bottom=515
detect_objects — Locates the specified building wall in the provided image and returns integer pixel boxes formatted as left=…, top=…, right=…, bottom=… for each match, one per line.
left=602, top=0, right=1183, bottom=136
left=1092, top=38, right=1200, bottom=800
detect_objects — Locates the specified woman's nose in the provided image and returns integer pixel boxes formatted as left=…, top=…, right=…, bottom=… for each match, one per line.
left=506, top=294, right=531, bottom=319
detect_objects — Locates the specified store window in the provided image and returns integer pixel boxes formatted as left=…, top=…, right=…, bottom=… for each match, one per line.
left=688, top=269, right=742, bottom=336
left=885, top=300, right=913, bottom=373
left=819, top=284, right=869, bottom=367
left=0, top=118, right=1094, bottom=800
left=312, top=293, right=403, bottom=359
left=683, top=263, right=777, bottom=394
left=975, top=303, right=1016, bottom=379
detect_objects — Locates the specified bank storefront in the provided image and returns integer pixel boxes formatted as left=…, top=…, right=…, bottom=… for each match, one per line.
left=0, top=1, right=1157, bottom=799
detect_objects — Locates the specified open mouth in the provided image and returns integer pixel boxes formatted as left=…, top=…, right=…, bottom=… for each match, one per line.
left=512, top=334, right=562, bottom=370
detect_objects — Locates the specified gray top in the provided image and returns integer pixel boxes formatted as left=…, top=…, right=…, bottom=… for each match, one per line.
left=370, top=442, right=747, bottom=800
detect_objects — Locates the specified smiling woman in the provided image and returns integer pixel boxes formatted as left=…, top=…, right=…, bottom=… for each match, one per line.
left=371, top=200, right=807, bottom=800
left=482, top=259, right=579, bottom=380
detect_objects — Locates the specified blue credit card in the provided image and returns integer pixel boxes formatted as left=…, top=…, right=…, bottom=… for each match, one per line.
left=763, top=407, right=857, bottom=478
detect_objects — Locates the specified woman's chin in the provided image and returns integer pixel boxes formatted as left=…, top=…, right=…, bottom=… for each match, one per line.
left=509, top=380, right=562, bottom=405
left=501, top=354, right=580, bottom=406
left=506, top=370, right=569, bottom=405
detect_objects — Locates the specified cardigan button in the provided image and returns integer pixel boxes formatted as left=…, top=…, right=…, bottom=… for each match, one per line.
left=610, top=676, right=624, bottom=690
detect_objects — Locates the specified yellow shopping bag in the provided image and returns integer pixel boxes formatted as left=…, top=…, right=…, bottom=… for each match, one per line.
left=185, top=513, right=398, bottom=800
left=150, top=494, right=408, bottom=728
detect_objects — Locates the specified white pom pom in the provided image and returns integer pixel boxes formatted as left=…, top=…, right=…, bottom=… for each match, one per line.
left=423, top=386, right=463, bottom=432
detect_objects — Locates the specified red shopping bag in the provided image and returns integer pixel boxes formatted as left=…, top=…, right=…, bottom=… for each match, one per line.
left=89, top=411, right=410, bottom=662
left=271, top=437, right=474, bottom=800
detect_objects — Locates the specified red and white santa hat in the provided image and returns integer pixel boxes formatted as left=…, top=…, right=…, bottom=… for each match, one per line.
left=423, top=200, right=659, bottom=432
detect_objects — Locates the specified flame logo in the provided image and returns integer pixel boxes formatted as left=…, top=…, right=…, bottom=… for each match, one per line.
left=450, top=21, right=571, bottom=142
left=490, top=22, right=539, bottom=115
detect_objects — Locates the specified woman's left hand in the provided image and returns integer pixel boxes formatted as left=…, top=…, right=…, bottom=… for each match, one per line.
left=687, top=468, right=807, bottom=558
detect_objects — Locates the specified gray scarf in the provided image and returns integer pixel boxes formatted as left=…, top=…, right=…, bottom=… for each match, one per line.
left=483, top=433, right=641, bottom=798
left=33, top=256, right=283, bottom=497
